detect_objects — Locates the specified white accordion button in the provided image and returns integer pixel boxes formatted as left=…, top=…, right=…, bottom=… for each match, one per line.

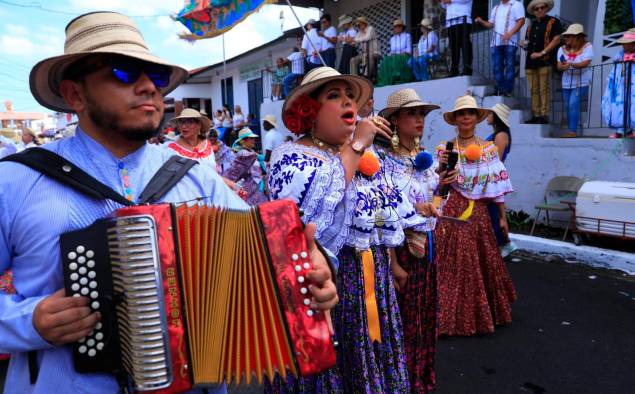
left=88, top=271, right=96, bottom=279
left=80, top=288, right=89, bottom=296
left=68, top=252, right=77, bottom=260
left=96, top=342, right=104, bottom=351
left=300, top=251, right=308, bottom=259
left=306, top=310, right=314, bottom=317
left=70, top=273, right=79, bottom=281
left=88, top=349, right=96, bottom=357
left=78, top=267, right=87, bottom=275
left=95, top=332, right=104, bottom=341
left=89, top=281, right=97, bottom=289
left=87, top=339, right=95, bottom=347
left=78, top=345, right=87, bottom=354
left=91, top=301, right=100, bottom=309
left=96, top=322, right=102, bottom=330
left=303, top=298, right=311, bottom=306
left=71, top=283, right=80, bottom=292
left=77, top=256, right=86, bottom=264
left=87, top=260, right=95, bottom=268
left=291, top=254, right=299, bottom=261
left=72, top=294, right=81, bottom=298
left=90, top=291, right=98, bottom=299
left=80, top=278, right=88, bottom=286
left=78, top=337, right=86, bottom=343
left=294, top=265, right=302, bottom=272
left=86, top=250, right=94, bottom=258
left=297, top=276, right=305, bottom=283
left=303, top=263, right=311, bottom=270
left=69, top=263, right=78, bottom=271
left=76, top=246, right=85, bottom=254
left=300, top=287, right=308, bottom=295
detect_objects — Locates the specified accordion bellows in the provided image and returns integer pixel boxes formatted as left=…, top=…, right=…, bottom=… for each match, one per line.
left=61, top=200, right=335, bottom=393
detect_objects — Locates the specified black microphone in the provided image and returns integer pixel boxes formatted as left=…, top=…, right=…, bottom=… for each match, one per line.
left=433, top=141, right=458, bottom=208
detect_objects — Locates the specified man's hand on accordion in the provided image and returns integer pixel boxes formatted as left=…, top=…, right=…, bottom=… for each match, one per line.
left=33, top=289, right=101, bottom=346
left=304, top=222, right=339, bottom=335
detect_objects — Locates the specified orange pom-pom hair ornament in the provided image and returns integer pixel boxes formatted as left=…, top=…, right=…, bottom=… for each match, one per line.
left=358, top=151, right=380, bottom=177
left=463, top=144, right=482, bottom=161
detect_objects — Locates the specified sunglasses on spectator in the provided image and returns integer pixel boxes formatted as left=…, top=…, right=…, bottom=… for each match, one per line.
left=65, top=55, right=172, bottom=88
left=177, top=119, right=200, bottom=126
left=535, top=5, right=548, bottom=10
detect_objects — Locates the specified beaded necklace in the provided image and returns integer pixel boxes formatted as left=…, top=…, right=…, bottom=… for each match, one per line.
left=454, top=136, right=491, bottom=194
left=117, top=161, right=134, bottom=202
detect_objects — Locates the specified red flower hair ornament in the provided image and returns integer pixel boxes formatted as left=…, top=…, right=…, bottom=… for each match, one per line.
left=283, top=95, right=322, bottom=135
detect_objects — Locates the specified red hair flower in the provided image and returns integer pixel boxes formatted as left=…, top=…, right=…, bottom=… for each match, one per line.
left=284, top=95, right=322, bottom=135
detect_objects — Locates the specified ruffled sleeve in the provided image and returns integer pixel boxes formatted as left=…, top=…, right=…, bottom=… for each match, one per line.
left=268, top=142, right=351, bottom=255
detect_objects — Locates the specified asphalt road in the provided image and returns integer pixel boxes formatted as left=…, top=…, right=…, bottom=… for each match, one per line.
left=2, top=252, right=635, bottom=393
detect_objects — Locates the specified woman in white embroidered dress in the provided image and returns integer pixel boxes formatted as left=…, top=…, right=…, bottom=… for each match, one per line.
left=434, top=95, right=516, bottom=336
left=267, top=67, right=411, bottom=393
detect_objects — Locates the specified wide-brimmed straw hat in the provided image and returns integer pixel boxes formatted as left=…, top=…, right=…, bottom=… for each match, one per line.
left=419, top=18, right=433, bottom=29
left=527, top=0, right=554, bottom=16
left=355, top=16, right=369, bottom=26
left=489, top=103, right=511, bottom=128
left=378, top=88, right=440, bottom=119
left=338, top=15, right=353, bottom=28
left=562, top=23, right=586, bottom=37
left=232, top=127, right=259, bottom=149
left=29, top=11, right=188, bottom=113
left=443, top=95, right=490, bottom=125
left=172, top=108, right=211, bottom=134
left=393, top=18, right=406, bottom=28
left=262, top=114, right=278, bottom=128
left=282, top=67, right=373, bottom=130
left=617, top=28, right=635, bottom=44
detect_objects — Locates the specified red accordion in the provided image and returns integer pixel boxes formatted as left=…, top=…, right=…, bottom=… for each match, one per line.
left=61, top=200, right=336, bottom=393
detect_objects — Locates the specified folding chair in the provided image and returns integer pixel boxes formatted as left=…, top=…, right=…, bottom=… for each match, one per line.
left=530, top=176, right=585, bottom=240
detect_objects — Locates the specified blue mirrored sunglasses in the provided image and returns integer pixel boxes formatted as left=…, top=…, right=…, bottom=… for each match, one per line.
left=111, top=57, right=172, bottom=88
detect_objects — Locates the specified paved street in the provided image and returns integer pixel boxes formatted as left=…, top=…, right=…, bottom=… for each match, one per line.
left=3, top=251, right=635, bottom=393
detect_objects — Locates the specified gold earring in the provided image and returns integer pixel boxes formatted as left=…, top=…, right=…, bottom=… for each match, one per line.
left=391, top=127, right=400, bottom=151
left=414, top=136, right=420, bottom=151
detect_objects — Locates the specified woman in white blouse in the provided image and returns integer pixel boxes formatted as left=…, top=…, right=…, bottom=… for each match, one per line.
left=408, top=18, right=440, bottom=81
left=377, top=19, right=414, bottom=86
left=350, top=16, right=380, bottom=80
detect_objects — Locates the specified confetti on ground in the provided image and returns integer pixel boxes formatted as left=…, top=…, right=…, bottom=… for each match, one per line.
left=619, top=291, right=630, bottom=297
left=588, top=275, right=597, bottom=279
left=562, top=321, right=571, bottom=325
left=512, top=258, right=522, bottom=263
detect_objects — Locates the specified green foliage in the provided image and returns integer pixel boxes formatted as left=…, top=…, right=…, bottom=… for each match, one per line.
left=507, top=210, right=531, bottom=227
left=605, top=0, right=633, bottom=35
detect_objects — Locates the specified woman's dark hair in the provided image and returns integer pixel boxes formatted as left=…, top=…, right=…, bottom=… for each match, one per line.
left=492, top=113, right=510, bottom=134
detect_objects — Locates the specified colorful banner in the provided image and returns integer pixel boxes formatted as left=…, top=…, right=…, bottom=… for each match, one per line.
left=176, top=0, right=276, bottom=40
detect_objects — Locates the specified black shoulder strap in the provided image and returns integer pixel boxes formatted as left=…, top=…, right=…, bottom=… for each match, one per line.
left=1, top=147, right=133, bottom=206
left=1, top=147, right=198, bottom=206
left=137, top=155, right=198, bottom=205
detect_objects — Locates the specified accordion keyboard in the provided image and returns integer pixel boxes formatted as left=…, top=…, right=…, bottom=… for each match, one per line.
left=107, top=215, right=173, bottom=391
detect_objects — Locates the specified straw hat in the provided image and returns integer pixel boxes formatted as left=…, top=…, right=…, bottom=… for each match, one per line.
left=282, top=67, right=373, bottom=130
left=616, top=28, right=635, bottom=44
left=562, top=23, right=586, bottom=37
left=305, top=19, right=317, bottom=28
left=232, top=127, right=259, bottom=149
left=29, top=11, right=188, bottom=113
left=489, top=103, right=511, bottom=128
left=393, top=18, right=406, bottom=28
left=443, top=95, right=490, bottom=125
left=419, top=18, right=433, bottom=29
left=338, top=15, right=353, bottom=28
left=527, top=0, right=554, bottom=16
left=172, top=108, right=211, bottom=135
left=378, top=88, right=440, bottom=119
left=262, top=114, right=278, bottom=128
left=355, top=16, right=369, bottom=26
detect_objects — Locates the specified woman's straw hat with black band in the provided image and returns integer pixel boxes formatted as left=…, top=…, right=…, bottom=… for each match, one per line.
left=281, top=67, right=373, bottom=130
left=29, top=11, right=188, bottom=113
left=443, top=95, right=490, bottom=125
left=527, top=0, right=554, bottom=16
left=172, top=108, right=211, bottom=137
left=378, top=88, right=439, bottom=119
left=489, top=103, right=511, bottom=128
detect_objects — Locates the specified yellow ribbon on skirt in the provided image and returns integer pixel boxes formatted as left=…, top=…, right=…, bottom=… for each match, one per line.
left=457, top=199, right=475, bottom=221
left=360, top=249, right=382, bottom=343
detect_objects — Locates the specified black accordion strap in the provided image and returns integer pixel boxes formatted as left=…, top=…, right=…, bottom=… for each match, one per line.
left=0, top=148, right=133, bottom=207
left=137, top=155, right=198, bottom=205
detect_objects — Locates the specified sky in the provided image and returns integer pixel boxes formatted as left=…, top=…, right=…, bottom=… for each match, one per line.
left=0, top=0, right=318, bottom=115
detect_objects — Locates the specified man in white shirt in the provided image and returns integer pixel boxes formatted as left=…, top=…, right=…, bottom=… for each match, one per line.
left=261, top=114, right=287, bottom=163
left=318, top=14, right=337, bottom=68
left=441, top=0, right=473, bottom=76
left=408, top=18, right=440, bottom=81
left=283, top=47, right=305, bottom=97
left=337, top=15, right=357, bottom=74
left=302, top=19, right=322, bottom=71
left=16, top=128, right=40, bottom=151
left=476, top=0, right=526, bottom=96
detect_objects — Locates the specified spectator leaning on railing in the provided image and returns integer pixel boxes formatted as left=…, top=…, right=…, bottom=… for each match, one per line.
left=283, top=47, right=305, bottom=97
left=440, top=0, right=473, bottom=76
left=377, top=18, right=414, bottom=86
left=602, top=28, right=635, bottom=139
left=337, top=14, right=357, bottom=74
left=557, top=23, right=593, bottom=138
left=350, top=16, right=380, bottom=80
left=522, top=0, right=563, bottom=124
left=408, top=18, right=440, bottom=82
left=476, top=0, right=526, bottom=97
left=267, top=57, right=290, bottom=101
left=302, top=19, right=322, bottom=71
left=318, top=14, right=337, bottom=68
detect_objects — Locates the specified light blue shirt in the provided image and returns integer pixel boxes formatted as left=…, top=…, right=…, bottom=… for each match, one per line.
left=0, top=127, right=246, bottom=393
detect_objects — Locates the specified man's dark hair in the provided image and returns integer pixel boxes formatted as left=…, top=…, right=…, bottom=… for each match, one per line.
left=321, top=14, right=331, bottom=23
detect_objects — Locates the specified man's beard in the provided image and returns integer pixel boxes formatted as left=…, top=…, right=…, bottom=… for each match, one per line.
left=85, top=92, right=160, bottom=142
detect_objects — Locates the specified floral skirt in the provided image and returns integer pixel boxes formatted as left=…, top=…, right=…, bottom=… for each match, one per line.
left=396, top=243, right=437, bottom=394
left=434, top=193, right=517, bottom=336
left=377, top=54, right=414, bottom=87
left=265, top=245, right=409, bottom=393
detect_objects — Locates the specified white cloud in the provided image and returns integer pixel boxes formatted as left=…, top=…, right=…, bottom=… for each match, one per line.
left=67, top=0, right=181, bottom=16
